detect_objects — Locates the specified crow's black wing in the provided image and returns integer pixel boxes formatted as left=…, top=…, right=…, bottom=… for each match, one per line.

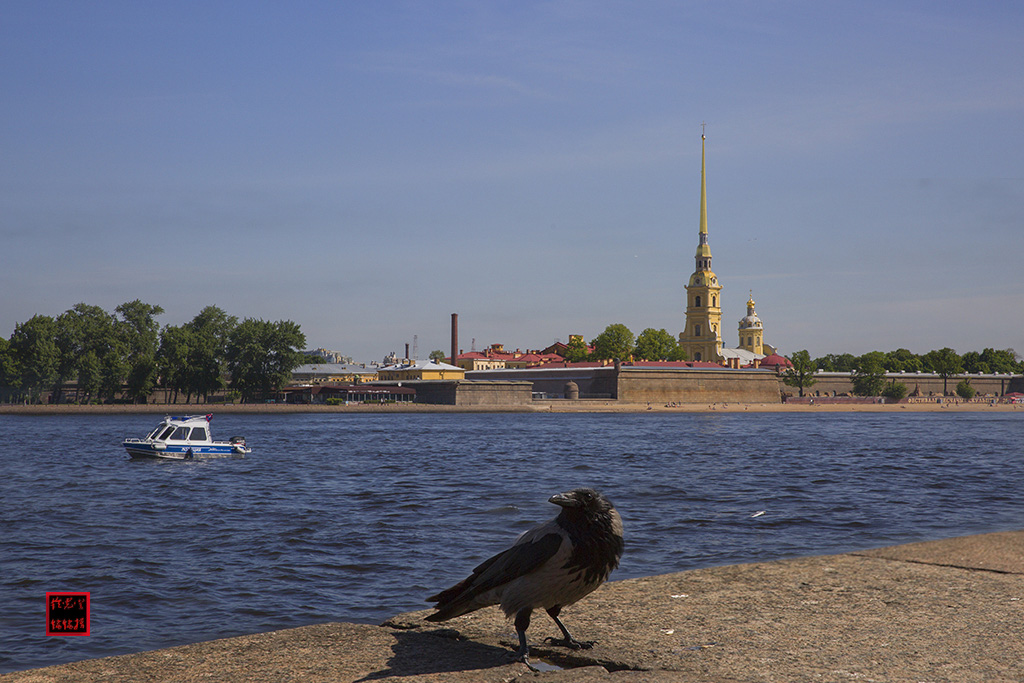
left=427, top=532, right=564, bottom=612
left=468, top=532, right=564, bottom=595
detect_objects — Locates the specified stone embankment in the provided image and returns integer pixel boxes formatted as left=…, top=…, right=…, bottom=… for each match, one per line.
left=1, top=400, right=1021, bottom=415
left=7, top=531, right=1023, bottom=682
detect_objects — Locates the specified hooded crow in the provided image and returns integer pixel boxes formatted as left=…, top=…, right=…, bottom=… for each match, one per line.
left=426, top=488, right=623, bottom=665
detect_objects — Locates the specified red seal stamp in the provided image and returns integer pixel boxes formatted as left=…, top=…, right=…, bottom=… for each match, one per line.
left=46, top=592, right=90, bottom=636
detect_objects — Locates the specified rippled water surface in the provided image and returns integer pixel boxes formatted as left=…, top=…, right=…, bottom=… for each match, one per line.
left=2, top=411, right=1022, bottom=672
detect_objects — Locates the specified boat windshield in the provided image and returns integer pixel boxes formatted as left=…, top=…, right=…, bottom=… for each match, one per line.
left=190, top=427, right=207, bottom=441
left=148, top=424, right=177, bottom=440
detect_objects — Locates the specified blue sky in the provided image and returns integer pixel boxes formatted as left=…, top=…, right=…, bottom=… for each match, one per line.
left=3, top=1, right=1022, bottom=363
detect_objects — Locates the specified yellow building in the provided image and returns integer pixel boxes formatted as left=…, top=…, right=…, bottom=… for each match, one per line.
left=737, top=293, right=764, bottom=355
left=377, top=359, right=466, bottom=381
left=454, top=352, right=506, bottom=371
left=678, top=132, right=724, bottom=363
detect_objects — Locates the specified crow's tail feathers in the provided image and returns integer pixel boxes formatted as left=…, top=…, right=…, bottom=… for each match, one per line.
left=425, top=600, right=479, bottom=622
left=425, top=576, right=478, bottom=622
left=426, top=575, right=472, bottom=606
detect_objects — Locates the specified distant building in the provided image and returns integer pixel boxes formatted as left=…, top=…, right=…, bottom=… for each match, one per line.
left=758, top=353, right=793, bottom=373
left=291, top=363, right=378, bottom=384
left=278, top=384, right=414, bottom=404
left=541, top=335, right=594, bottom=359
left=455, top=352, right=506, bottom=371
left=302, top=348, right=353, bottom=364
left=454, top=343, right=561, bottom=371
left=377, top=358, right=466, bottom=381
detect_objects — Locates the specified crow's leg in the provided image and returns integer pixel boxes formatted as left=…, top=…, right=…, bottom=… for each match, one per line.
left=514, top=608, right=539, bottom=671
left=543, top=606, right=595, bottom=650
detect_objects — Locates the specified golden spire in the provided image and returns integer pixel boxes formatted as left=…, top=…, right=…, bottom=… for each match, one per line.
left=699, top=123, right=707, bottom=237
left=695, top=125, right=712, bottom=267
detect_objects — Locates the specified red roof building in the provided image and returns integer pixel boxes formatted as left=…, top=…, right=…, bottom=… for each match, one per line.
left=757, top=353, right=793, bottom=372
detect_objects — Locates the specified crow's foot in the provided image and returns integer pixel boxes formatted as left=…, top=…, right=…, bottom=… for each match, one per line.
left=512, top=647, right=540, bottom=672
left=543, top=636, right=594, bottom=650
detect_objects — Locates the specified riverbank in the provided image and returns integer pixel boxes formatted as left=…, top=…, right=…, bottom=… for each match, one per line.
left=1, top=400, right=1020, bottom=415
left=8, top=530, right=1023, bottom=682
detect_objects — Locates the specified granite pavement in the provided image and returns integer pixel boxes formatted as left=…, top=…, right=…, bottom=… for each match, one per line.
left=6, top=531, right=1023, bottom=682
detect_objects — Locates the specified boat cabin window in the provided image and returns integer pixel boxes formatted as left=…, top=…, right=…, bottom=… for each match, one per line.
left=158, top=426, right=175, bottom=440
left=190, top=427, right=207, bottom=441
left=170, top=426, right=190, bottom=440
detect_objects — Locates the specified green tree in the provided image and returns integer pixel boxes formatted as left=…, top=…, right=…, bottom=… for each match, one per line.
left=666, top=342, right=688, bottom=361
left=978, top=348, right=1020, bottom=374
left=429, top=349, right=447, bottom=363
left=851, top=352, right=886, bottom=396
left=881, top=379, right=908, bottom=401
left=53, top=308, right=83, bottom=402
left=590, top=324, right=635, bottom=361
left=9, top=315, right=60, bottom=403
left=957, top=348, right=1021, bottom=375
left=157, top=325, right=195, bottom=403
left=923, top=347, right=963, bottom=395
left=77, top=351, right=102, bottom=403
left=634, top=328, right=682, bottom=361
left=956, top=379, right=976, bottom=399
left=117, top=300, right=164, bottom=403
left=185, top=306, right=237, bottom=401
left=226, top=319, right=306, bottom=403
left=0, top=337, right=15, bottom=401
left=858, top=351, right=887, bottom=369
left=814, top=353, right=858, bottom=372
left=884, top=348, right=923, bottom=373
left=98, top=337, right=129, bottom=402
left=54, top=304, right=119, bottom=403
left=562, top=335, right=590, bottom=362
left=782, top=350, right=818, bottom=397
left=960, top=351, right=985, bottom=374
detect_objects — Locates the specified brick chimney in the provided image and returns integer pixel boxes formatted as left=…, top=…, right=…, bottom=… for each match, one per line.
left=451, top=313, right=458, bottom=366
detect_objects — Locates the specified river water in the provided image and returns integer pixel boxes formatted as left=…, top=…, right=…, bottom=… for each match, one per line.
left=2, top=411, right=1022, bottom=673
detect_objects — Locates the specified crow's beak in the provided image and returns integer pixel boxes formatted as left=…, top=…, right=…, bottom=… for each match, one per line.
left=549, top=492, right=579, bottom=508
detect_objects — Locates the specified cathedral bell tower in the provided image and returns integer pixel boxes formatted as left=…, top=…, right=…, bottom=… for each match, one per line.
left=678, top=129, right=722, bottom=363
left=738, top=292, right=764, bottom=355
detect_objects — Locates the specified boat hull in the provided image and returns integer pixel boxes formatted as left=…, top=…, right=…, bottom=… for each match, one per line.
left=123, top=441, right=250, bottom=459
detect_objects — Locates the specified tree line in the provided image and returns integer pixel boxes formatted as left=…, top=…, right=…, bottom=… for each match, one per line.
left=783, top=347, right=1022, bottom=399
left=4, top=307, right=1018, bottom=404
left=567, top=324, right=688, bottom=363
left=0, top=301, right=306, bottom=404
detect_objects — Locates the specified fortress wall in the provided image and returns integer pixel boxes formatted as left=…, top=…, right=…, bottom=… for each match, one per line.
left=471, top=367, right=782, bottom=403
left=451, top=381, right=534, bottom=406
left=467, top=367, right=619, bottom=398
left=807, top=373, right=1019, bottom=398
left=616, top=367, right=782, bottom=404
